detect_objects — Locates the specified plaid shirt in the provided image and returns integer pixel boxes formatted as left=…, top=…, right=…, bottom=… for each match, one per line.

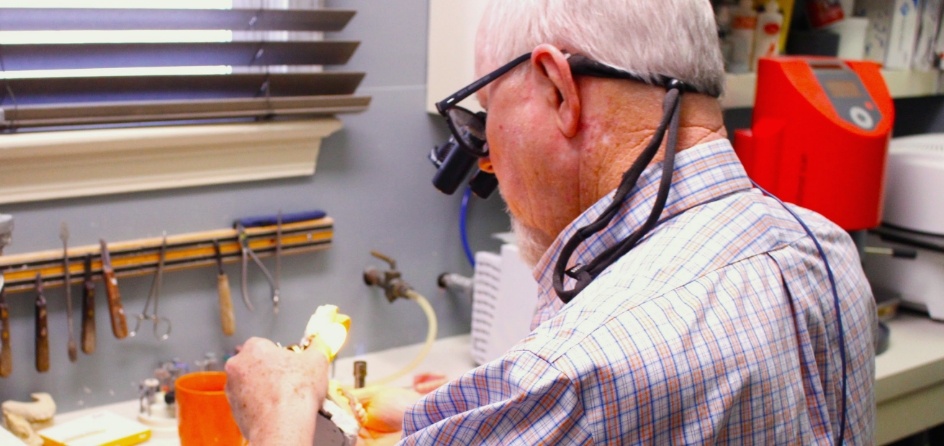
left=401, top=139, right=876, bottom=444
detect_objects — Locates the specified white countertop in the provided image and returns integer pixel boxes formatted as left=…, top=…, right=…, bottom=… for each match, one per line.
left=35, top=314, right=944, bottom=445
left=875, top=312, right=944, bottom=402
left=47, top=335, right=477, bottom=445
left=873, top=312, right=944, bottom=444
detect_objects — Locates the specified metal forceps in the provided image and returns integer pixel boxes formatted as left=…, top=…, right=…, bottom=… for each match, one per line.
left=130, top=233, right=171, bottom=341
left=237, top=223, right=280, bottom=314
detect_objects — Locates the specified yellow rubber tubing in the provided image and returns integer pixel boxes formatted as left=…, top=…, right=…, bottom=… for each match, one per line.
left=365, top=289, right=438, bottom=388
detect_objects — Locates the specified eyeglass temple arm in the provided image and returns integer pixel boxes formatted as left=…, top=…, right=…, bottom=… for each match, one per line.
left=435, top=52, right=533, bottom=114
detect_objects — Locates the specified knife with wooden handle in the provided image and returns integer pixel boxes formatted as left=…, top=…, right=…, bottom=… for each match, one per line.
left=214, top=240, right=236, bottom=336
left=0, top=275, right=11, bottom=377
left=99, top=239, right=128, bottom=339
left=61, top=222, right=77, bottom=362
left=35, top=274, right=49, bottom=373
left=81, top=254, right=96, bottom=354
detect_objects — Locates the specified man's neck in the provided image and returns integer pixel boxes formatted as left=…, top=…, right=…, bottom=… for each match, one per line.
left=576, top=81, right=727, bottom=209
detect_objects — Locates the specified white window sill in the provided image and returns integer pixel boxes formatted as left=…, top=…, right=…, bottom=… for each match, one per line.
left=0, top=118, right=342, bottom=205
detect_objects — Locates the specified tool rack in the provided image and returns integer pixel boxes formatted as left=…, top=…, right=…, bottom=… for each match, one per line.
left=0, top=216, right=334, bottom=295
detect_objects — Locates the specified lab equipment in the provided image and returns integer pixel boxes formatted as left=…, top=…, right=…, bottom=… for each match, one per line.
left=194, top=352, right=221, bottom=372
left=353, top=360, right=367, bottom=389
left=362, top=251, right=438, bottom=387
left=59, top=222, right=77, bottom=362
left=733, top=56, right=894, bottom=231
left=213, top=240, right=236, bottom=336
left=175, top=372, right=242, bottom=446
left=81, top=254, right=96, bottom=355
left=138, top=378, right=161, bottom=417
left=100, top=239, right=129, bottom=339
left=34, top=274, right=49, bottom=373
left=235, top=209, right=326, bottom=228
left=0, top=216, right=332, bottom=295
left=237, top=223, right=279, bottom=314
left=881, top=133, right=944, bottom=235
left=863, top=133, right=944, bottom=321
left=129, top=234, right=171, bottom=341
left=136, top=368, right=178, bottom=438
left=436, top=271, right=473, bottom=300
left=469, top=243, right=538, bottom=365
left=733, top=56, right=893, bottom=446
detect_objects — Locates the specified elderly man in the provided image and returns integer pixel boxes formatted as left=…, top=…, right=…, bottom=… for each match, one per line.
left=226, top=0, right=877, bottom=444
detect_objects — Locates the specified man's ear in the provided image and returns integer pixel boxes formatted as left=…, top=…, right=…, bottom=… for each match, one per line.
left=531, top=44, right=580, bottom=138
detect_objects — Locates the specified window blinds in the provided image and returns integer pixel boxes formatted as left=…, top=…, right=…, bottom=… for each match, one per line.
left=0, top=4, right=369, bottom=131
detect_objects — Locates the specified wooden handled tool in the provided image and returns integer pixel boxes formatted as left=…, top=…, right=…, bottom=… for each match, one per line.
left=35, top=274, right=49, bottom=373
left=81, top=254, right=96, bottom=354
left=100, top=239, right=128, bottom=339
left=61, top=223, right=77, bottom=362
left=0, top=276, right=11, bottom=377
left=214, top=241, right=236, bottom=336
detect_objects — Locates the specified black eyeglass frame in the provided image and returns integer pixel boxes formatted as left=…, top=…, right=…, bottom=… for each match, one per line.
left=434, top=51, right=717, bottom=159
left=434, top=52, right=532, bottom=158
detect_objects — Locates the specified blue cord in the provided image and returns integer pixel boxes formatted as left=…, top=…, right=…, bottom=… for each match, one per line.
left=753, top=182, right=847, bottom=445
left=460, top=186, right=475, bottom=267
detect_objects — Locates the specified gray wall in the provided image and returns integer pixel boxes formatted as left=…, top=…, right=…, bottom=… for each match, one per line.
left=0, top=0, right=510, bottom=410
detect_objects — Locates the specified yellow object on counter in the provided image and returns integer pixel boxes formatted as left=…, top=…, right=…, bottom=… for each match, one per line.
left=38, top=411, right=150, bottom=446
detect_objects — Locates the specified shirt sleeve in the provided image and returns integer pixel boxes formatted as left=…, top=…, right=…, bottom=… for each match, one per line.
left=399, top=349, right=593, bottom=445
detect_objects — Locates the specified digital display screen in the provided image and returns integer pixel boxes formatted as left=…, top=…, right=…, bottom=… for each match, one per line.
left=824, top=79, right=863, bottom=99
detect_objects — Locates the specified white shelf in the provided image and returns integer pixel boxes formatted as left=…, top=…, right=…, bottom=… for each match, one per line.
left=880, top=69, right=943, bottom=98
left=721, top=69, right=942, bottom=109
left=0, top=119, right=343, bottom=205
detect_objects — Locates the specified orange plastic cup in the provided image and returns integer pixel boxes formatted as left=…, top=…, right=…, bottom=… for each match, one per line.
left=175, top=371, right=246, bottom=445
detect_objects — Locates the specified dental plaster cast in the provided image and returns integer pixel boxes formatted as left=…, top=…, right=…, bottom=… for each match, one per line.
left=303, top=305, right=447, bottom=444
left=1, top=392, right=56, bottom=446
left=322, top=373, right=447, bottom=445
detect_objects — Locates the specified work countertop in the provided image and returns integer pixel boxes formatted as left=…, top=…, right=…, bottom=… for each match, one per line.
left=33, top=312, right=944, bottom=445
left=874, top=311, right=944, bottom=444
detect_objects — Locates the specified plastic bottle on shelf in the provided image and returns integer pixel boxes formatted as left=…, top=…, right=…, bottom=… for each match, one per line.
left=806, top=0, right=845, bottom=29
left=715, top=3, right=731, bottom=65
left=728, top=0, right=758, bottom=73
left=716, top=2, right=734, bottom=70
left=752, top=0, right=784, bottom=71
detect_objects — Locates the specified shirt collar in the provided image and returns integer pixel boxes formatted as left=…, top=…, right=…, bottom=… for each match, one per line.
left=529, top=138, right=752, bottom=328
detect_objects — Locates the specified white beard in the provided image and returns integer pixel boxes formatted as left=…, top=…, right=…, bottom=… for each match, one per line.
left=510, top=216, right=553, bottom=268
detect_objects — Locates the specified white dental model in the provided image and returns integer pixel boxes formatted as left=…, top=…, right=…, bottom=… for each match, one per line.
left=2, top=392, right=56, bottom=446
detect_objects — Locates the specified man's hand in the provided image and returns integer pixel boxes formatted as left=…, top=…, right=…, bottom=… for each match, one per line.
left=225, top=337, right=329, bottom=444
left=350, top=386, right=422, bottom=446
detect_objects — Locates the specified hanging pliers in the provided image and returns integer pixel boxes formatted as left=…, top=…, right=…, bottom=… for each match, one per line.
left=237, top=223, right=279, bottom=314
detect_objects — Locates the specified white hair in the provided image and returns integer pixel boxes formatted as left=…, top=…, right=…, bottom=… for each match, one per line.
left=477, top=0, right=725, bottom=97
